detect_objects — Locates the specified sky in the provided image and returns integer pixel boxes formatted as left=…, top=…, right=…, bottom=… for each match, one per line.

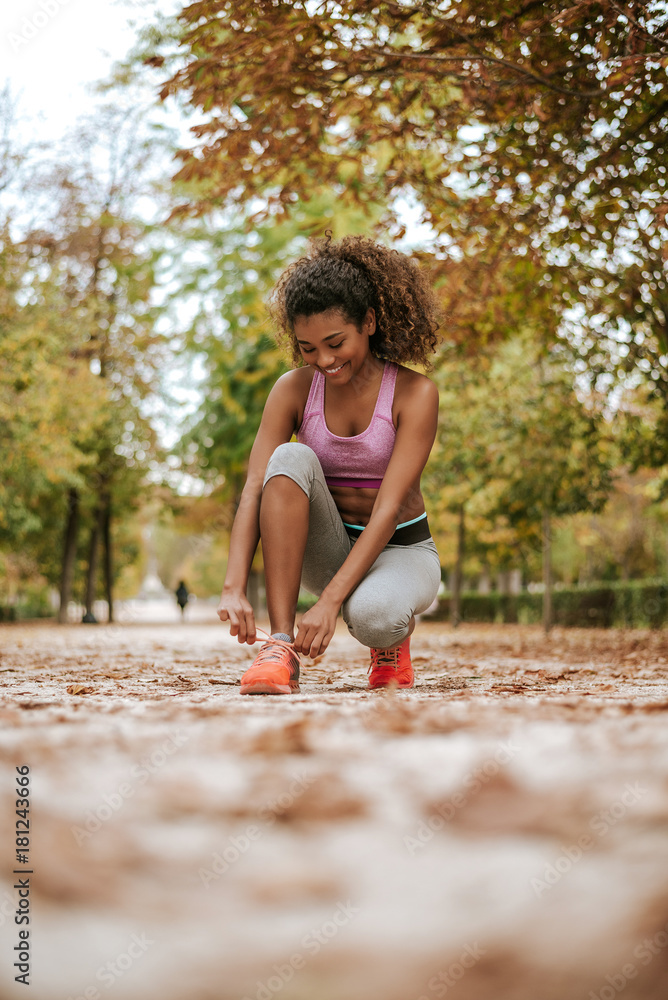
left=0, top=0, right=203, bottom=454
left=0, top=0, right=433, bottom=459
left=0, top=0, right=160, bottom=140
left=0, top=0, right=434, bottom=240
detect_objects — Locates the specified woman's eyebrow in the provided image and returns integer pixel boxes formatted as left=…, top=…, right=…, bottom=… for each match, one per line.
left=296, top=332, right=344, bottom=344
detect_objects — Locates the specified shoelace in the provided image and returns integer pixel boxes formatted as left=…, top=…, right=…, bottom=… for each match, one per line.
left=369, top=647, right=399, bottom=673
left=250, top=628, right=301, bottom=665
left=249, top=629, right=329, bottom=667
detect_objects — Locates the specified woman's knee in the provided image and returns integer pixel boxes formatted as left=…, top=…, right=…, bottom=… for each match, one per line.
left=343, top=593, right=412, bottom=649
left=264, top=442, right=320, bottom=485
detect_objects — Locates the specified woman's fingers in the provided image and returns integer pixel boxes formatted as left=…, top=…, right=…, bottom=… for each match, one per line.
left=227, top=610, right=241, bottom=638
left=310, top=630, right=333, bottom=659
left=236, top=612, right=251, bottom=644
left=294, top=622, right=312, bottom=655
left=295, top=599, right=338, bottom=658
left=234, top=608, right=257, bottom=645
left=218, top=602, right=256, bottom=645
left=244, top=610, right=256, bottom=645
left=295, top=624, right=332, bottom=659
left=227, top=609, right=247, bottom=643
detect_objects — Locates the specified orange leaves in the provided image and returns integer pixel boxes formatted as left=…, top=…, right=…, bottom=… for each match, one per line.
left=550, top=4, right=595, bottom=28
left=143, top=0, right=668, bottom=405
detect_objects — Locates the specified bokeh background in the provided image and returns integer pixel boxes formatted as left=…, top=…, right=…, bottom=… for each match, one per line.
left=1, top=0, right=667, bottom=631
left=2, top=6, right=668, bottom=1000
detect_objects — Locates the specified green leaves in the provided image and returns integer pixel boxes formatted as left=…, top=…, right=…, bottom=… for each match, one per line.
left=0, top=98, right=177, bottom=609
left=426, top=331, right=615, bottom=577
left=172, top=187, right=389, bottom=543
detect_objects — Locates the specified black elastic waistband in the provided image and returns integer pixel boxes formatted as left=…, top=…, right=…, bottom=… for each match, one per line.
left=345, top=514, right=432, bottom=547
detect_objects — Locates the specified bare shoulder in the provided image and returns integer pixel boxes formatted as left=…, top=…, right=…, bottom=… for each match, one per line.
left=264, top=366, right=315, bottom=429
left=269, top=366, right=314, bottom=404
left=394, top=364, right=439, bottom=411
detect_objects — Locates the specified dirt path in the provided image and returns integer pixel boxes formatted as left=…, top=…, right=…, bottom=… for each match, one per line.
left=1, top=620, right=668, bottom=1000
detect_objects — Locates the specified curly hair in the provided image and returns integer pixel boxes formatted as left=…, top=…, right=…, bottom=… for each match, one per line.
left=269, top=234, right=440, bottom=368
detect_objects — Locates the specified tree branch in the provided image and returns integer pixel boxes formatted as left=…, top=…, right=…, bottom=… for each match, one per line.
left=362, top=47, right=605, bottom=98
left=607, top=0, right=668, bottom=51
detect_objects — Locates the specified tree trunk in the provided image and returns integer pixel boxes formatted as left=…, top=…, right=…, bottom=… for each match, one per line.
left=83, top=504, right=105, bottom=623
left=451, top=503, right=465, bottom=628
left=58, top=488, right=80, bottom=624
left=542, top=506, right=553, bottom=634
left=103, top=496, right=113, bottom=623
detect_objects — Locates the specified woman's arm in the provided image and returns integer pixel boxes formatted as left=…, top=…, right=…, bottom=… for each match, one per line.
left=217, top=372, right=302, bottom=643
left=294, top=375, right=439, bottom=657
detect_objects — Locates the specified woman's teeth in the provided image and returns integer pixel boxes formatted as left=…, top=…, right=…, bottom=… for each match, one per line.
left=325, top=364, right=344, bottom=373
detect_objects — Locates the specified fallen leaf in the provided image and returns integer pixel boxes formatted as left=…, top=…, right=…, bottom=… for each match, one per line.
left=66, top=685, right=95, bottom=696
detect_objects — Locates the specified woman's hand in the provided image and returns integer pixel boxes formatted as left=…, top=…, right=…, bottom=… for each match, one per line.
left=217, top=588, right=256, bottom=644
left=294, top=595, right=340, bottom=659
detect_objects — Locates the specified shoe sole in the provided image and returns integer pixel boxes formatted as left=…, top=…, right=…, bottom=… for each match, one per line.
left=368, top=677, right=414, bottom=690
left=240, top=679, right=300, bottom=695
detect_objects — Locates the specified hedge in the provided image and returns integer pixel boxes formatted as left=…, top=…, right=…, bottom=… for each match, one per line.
left=0, top=600, right=53, bottom=622
left=429, top=580, right=668, bottom=629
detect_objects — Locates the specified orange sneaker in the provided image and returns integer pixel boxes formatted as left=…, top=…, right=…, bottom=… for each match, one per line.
left=240, top=637, right=301, bottom=695
left=368, top=636, right=414, bottom=689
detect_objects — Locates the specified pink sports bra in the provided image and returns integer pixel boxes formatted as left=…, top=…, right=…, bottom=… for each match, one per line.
left=297, top=361, right=398, bottom=488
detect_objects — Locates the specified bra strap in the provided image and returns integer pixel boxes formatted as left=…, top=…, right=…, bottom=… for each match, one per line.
left=375, top=361, right=398, bottom=420
left=303, top=369, right=325, bottom=419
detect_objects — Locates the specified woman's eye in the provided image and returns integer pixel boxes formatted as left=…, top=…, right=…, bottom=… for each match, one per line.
left=329, top=341, right=343, bottom=349
left=301, top=346, right=314, bottom=354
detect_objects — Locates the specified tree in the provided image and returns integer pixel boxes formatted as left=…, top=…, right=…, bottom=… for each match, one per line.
left=151, top=1, right=667, bottom=417
left=426, top=328, right=615, bottom=627
left=477, top=334, right=615, bottom=630
left=0, top=232, right=102, bottom=547
left=424, top=349, right=494, bottom=625
left=0, top=91, right=173, bottom=621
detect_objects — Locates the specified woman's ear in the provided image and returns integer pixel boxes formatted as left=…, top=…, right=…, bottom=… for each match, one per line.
left=364, top=307, right=376, bottom=336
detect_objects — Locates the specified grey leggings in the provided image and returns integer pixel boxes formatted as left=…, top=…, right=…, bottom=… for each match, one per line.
left=263, top=442, right=441, bottom=649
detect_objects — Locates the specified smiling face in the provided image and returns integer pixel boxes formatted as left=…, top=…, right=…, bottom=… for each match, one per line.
left=293, top=308, right=377, bottom=382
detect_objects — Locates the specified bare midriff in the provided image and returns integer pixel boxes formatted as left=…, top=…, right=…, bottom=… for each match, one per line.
left=329, top=482, right=426, bottom=529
